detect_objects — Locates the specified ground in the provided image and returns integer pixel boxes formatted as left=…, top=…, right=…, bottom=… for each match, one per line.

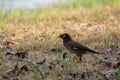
left=0, top=1, right=120, bottom=80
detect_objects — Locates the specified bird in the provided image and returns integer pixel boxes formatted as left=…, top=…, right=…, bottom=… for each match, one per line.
left=59, top=33, right=102, bottom=61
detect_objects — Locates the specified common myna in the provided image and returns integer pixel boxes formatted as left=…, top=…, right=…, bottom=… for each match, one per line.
left=59, top=33, right=102, bottom=61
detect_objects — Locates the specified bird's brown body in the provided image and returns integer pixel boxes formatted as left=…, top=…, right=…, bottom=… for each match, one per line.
left=59, top=33, right=102, bottom=60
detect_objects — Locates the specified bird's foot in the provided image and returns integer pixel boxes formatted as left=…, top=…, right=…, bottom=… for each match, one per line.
left=73, top=56, right=83, bottom=63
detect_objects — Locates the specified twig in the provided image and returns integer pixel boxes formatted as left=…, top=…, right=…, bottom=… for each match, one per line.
left=23, top=59, right=44, bottom=80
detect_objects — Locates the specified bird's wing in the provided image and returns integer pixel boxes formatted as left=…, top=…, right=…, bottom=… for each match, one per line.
left=67, top=40, right=101, bottom=54
left=68, top=40, right=89, bottom=51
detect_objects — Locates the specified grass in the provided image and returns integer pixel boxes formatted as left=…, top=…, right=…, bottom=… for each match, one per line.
left=118, top=67, right=120, bottom=80
left=0, top=0, right=120, bottom=80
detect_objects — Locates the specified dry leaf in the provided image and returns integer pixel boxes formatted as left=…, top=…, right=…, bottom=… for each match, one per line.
left=15, top=51, right=28, bottom=59
left=37, top=59, right=46, bottom=65
left=2, top=65, right=20, bottom=79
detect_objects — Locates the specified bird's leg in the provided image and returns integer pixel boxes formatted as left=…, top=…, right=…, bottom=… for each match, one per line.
left=73, top=54, right=83, bottom=63
left=74, top=54, right=83, bottom=63
left=79, top=54, right=87, bottom=70
left=78, top=54, right=83, bottom=63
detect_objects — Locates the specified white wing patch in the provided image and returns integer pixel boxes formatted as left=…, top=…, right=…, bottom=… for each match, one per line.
left=72, top=47, right=79, bottom=50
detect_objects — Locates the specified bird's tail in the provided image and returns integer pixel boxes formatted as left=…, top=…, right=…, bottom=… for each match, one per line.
left=88, top=49, right=102, bottom=54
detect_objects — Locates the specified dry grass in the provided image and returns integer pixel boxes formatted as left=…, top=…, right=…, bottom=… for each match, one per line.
left=0, top=2, right=120, bottom=80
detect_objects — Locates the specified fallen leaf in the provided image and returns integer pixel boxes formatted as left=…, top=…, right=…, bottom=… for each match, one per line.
left=37, top=59, right=46, bottom=65
left=15, top=50, right=28, bottom=59
left=2, top=65, right=20, bottom=79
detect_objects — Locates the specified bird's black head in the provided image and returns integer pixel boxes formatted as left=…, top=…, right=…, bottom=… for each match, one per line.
left=59, top=33, right=72, bottom=42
